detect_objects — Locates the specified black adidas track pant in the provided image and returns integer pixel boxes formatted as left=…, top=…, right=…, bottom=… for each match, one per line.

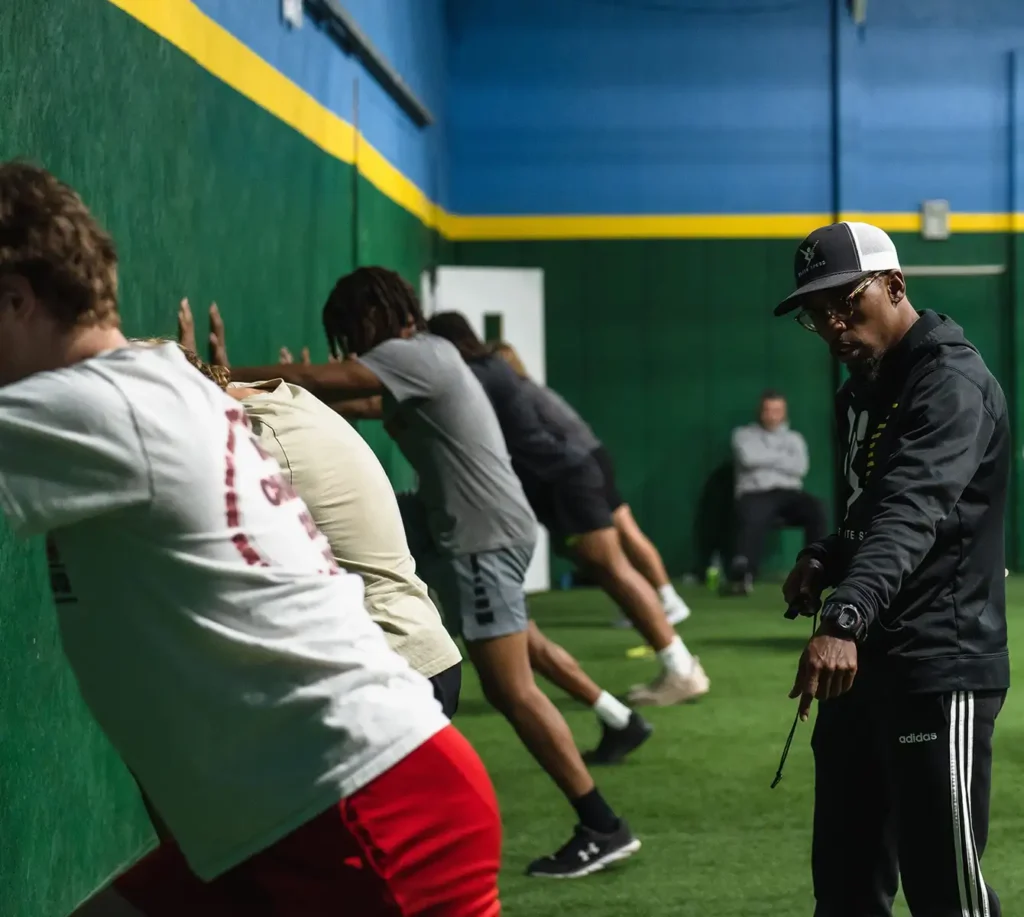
left=811, top=686, right=1004, bottom=917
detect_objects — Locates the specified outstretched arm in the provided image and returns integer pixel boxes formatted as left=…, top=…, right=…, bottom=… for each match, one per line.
left=330, top=396, right=383, bottom=420
left=230, top=359, right=383, bottom=398
left=206, top=303, right=383, bottom=399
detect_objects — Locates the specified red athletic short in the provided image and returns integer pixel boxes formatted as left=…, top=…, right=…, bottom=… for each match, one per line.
left=114, top=726, right=502, bottom=917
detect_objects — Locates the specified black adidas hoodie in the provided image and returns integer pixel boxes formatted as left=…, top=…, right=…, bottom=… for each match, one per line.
left=802, top=310, right=1011, bottom=695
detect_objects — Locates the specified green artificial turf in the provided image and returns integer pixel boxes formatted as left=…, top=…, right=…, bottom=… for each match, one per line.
left=455, top=580, right=1024, bottom=917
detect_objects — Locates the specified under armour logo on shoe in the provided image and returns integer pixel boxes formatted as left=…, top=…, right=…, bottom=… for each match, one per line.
left=578, top=842, right=601, bottom=862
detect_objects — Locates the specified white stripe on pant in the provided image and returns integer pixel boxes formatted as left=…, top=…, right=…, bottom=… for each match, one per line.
left=949, top=691, right=989, bottom=917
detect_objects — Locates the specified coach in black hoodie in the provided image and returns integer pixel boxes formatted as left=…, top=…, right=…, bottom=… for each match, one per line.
left=774, top=221, right=1009, bottom=917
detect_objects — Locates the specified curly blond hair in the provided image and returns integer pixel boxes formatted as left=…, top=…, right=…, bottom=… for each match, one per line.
left=132, top=337, right=231, bottom=389
left=178, top=346, right=232, bottom=389
left=0, top=161, right=119, bottom=328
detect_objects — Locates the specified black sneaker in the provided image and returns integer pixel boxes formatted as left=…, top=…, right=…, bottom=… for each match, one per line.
left=582, top=713, right=654, bottom=766
left=526, top=821, right=641, bottom=878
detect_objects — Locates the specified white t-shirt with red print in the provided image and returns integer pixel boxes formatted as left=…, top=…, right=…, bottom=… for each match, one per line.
left=0, top=343, right=446, bottom=879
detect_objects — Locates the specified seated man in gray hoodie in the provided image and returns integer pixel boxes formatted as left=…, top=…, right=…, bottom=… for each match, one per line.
left=725, top=390, right=827, bottom=593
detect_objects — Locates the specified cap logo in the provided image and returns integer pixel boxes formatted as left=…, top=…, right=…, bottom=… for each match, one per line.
left=800, top=240, right=819, bottom=266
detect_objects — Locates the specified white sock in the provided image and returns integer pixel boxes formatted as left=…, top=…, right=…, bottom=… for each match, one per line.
left=657, top=635, right=695, bottom=677
left=658, top=583, right=688, bottom=611
left=592, top=690, right=632, bottom=730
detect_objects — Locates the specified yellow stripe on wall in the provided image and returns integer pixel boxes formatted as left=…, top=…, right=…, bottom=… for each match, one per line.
left=440, top=212, right=834, bottom=241
left=105, top=0, right=1024, bottom=243
left=106, top=0, right=439, bottom=229
left=442, top=211, right=1024, bottom=241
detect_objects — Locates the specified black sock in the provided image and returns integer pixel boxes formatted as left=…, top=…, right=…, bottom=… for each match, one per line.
left=571, top=788, right=619, bottom=834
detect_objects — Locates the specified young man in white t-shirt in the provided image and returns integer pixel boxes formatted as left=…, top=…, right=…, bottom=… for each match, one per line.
left=175, top=303, right=464, bottom=716
left=0, top=162, right=500, bottom=916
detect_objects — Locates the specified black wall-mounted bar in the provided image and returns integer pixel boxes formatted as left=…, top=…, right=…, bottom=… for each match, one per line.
left=305, top=0, right=435, bottom=128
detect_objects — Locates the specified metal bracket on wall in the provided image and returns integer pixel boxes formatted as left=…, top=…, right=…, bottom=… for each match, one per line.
left=901, top=264, right=1007, bottom=277
left=282, top=0, right=303, bottom=29
left=304, top=0, right=434, bottom=128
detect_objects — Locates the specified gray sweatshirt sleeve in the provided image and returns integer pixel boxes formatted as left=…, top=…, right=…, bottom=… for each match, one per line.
left=731, top=426, right=772, bottom=470
left=731, top=426, right=809, bottom=479
left=788, top=431, right=809, bottom=478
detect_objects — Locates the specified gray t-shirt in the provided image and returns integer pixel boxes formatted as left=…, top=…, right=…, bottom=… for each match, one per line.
left=358, top=334, right=536, bottom=557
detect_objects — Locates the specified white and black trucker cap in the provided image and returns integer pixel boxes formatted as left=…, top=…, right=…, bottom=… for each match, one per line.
left=774, top=221, right=901, bottom=316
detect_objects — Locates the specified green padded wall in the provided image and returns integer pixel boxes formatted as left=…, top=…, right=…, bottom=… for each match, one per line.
left=0, top=1, right=431, bottom=914
left=452, top=232, right=1015, bottom=576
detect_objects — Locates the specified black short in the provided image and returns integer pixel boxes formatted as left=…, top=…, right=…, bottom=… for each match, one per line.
left=429, top=661, right=462, bottom=719
left=520, top=446, right=623, bottom=545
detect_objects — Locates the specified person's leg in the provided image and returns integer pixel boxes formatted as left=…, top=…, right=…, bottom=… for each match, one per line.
left=527, top=620, right=653, bottom=765
left=571, top=526, right=708, bottom=707
left=526, top=620, right=604, bottom=707
left=469, top=632, right=600, bottom=799
left=892, top=691, right=1003, bottom=917
left=429, top=661, right=463, bottom=719
left=449, top=544, right=640, bottom=876
left=811, top=691, right=899, bottom=917
left=467, top=630, right=639, bottom=875
left=588, top=446, right=690, bottom=625
left=212, top=725, right=501, bottom=917
left=574, top=527, right=675, bottom=653
left=776, top=490, right=829, bottom=546
left=117, top=729, right=502, bottom=917
left=612, top=504, right=690, bottom=625
left=729, top=491, right=781, bottom=587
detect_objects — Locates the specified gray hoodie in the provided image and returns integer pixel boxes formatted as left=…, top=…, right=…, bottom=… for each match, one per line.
left=731, top=422, right=809, bottom=497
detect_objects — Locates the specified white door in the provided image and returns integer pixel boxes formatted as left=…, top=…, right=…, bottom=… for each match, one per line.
left=422, top=266, right=550, bottom=594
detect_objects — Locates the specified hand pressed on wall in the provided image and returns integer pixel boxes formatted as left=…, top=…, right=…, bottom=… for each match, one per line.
left=177, top=298, right=197, bottom=352
left=209, top=303, right=230, bottom=368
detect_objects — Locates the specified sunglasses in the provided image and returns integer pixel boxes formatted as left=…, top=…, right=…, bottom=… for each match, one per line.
left=795, top=272, right=884, bottom=333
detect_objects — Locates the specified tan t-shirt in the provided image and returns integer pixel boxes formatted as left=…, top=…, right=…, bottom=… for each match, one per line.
left=237, top=380, right=461, bottom=679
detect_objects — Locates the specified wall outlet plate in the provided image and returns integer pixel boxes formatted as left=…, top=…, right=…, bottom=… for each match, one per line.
left=921, top=199, right=951, bottom=241
left=282, top=0, right=303, bottom=29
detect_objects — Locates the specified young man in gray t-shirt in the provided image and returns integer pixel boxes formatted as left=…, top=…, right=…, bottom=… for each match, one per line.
left=228, top=267, right=640, bottom=879
left=425, top=315, right=707, bottom=714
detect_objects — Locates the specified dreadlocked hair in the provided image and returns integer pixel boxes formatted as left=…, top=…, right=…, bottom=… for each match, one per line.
left=322, top=266, right=426, bottom=357
left=426, top=311, right=491, bottom=362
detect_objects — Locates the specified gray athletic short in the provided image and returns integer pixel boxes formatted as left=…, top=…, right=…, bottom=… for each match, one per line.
left=419, top=542, right=535, bottom=642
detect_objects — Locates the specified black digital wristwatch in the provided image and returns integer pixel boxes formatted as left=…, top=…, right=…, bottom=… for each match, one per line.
left=820, top=601, right=868, bottom=643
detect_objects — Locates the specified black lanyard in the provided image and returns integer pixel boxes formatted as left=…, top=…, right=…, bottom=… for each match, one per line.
left=770, top=608, right=819, bottom=789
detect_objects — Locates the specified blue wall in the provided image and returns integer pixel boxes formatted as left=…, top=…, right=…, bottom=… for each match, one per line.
left=194, top=0, right=448, bottom=205
left=447, top=0, right=1024, bottom=218
left=838, top=1, right=1024, bottom=215
left=165, top=1, right=1024, bottom=221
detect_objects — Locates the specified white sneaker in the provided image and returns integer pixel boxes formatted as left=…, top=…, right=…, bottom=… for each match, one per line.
left=627, top=658, right=710, bottom=707
left=665, top=599, right=691, bottom=626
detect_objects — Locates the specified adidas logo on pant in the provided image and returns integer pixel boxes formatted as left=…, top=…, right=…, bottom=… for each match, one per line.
left=899, top=732, right=938, bottom=744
